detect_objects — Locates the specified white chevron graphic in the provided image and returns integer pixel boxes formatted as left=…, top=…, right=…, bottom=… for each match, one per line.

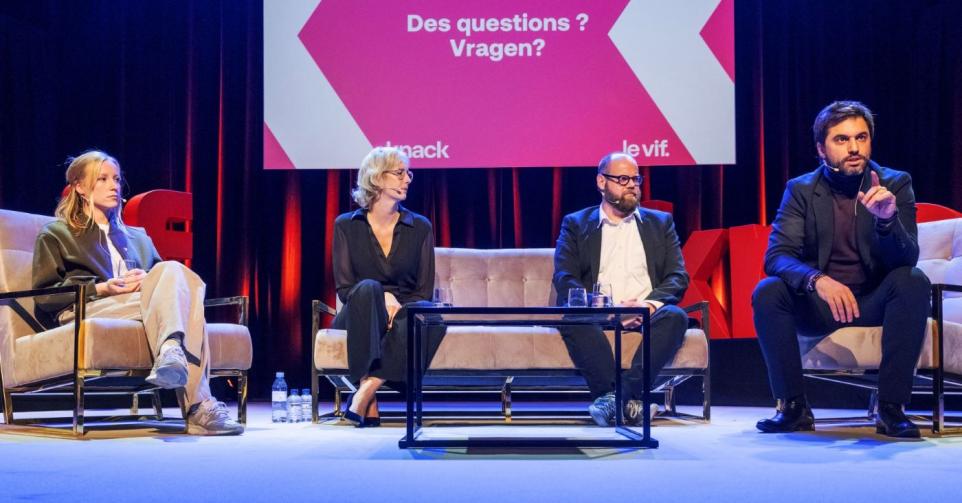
left=264, top=0, right=371, bottom=169
left=609, top=0, right=735, bottom=164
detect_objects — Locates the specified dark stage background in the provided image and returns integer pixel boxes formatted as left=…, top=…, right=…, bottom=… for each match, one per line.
left=2, top=1, right=961, bottom=405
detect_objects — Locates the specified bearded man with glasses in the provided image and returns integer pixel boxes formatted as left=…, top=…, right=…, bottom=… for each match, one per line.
left=552, top=152, right=690, bottom=427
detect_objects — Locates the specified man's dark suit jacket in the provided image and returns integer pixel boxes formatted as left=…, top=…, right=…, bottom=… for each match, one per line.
left=552, top=205, right=689, bottom=306
left=764, top=160, right=920, bottom=294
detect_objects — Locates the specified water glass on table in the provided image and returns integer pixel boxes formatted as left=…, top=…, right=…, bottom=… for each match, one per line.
left=433, top=287, right=453, bottom=307
left=567, top=287, right=588, bottom=307
left=591, top=283, right=612, bottom=308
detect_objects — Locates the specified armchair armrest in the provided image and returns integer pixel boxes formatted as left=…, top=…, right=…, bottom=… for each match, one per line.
left=931, top=283, right=962, bottom=363
left=681, top=300, right=710, bottom=337
left=0, top=285, right=86, bottom=333
left=312, top=299, right=337, bottom=318
left=310, top=300, right=337, bottom=346
left=0, top=285, right=87, bottom=376
left=204, top=296, right=249, bottom=326
left=932, top=283, right=962, bottom=294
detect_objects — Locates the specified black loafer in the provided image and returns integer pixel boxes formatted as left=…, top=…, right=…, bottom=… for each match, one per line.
left=341, top=394, right=366, bottom=428
left=756, top=398, right=815, bottom=433
left=361, top=397, right=381, bottom=427
left=876, top=401, right=921, bottom=438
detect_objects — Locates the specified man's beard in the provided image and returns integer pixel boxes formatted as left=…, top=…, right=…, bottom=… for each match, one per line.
left=829, top=154, right=869, bottom=176
left=604, top=188, right=639, bottom=214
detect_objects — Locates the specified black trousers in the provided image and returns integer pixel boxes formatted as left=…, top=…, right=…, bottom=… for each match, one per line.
left=332, top=279, right=446, bottom=388
left=752, top=266, right=930, bottom=404
left=558, top=304, right=688, bottom=401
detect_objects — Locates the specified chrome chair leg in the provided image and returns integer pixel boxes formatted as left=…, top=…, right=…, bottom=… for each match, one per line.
left=175, top=388, right=189, bottom=433
left=664, top=384, right=676, bottom=415
left=237, top=372, right=248, bottom=425
left=73, top=374, right=85, bottom=436
left=152, top=389, right=164, bottom=420
left=501, top=376, right=514, bottom=422
left=2, top=388, right=13, bottom=424
left=311, top=365, right=320, bottom=423
left=131, top=393, right=140, bottom=416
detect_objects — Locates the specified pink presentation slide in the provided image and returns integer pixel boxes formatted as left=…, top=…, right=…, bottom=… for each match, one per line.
left=264, top=0, right=734, bottom=169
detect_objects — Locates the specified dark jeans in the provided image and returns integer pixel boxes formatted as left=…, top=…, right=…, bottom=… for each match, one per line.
left=752, top=266, right=930, bottom=404
left=332, top=279, right=446, bottom=388
left=558, top=304, right=688, bottom=401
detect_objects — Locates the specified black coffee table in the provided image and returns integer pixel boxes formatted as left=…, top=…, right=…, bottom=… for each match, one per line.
left=399, top=305, right=657, bottom=449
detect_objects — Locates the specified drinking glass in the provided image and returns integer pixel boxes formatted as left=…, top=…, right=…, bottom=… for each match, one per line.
left=592, top=283, right=613, bottom=307
left=433, top=287, right=453, bottom=307
left=567, top=288, right=588, bottom=307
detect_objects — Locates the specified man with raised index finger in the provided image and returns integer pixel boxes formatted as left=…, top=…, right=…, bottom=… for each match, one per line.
left=752, top=100, right=930, bottom=438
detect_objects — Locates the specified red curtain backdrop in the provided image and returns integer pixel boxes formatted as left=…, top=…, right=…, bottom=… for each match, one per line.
left=2, top=0, right=961, bottom=395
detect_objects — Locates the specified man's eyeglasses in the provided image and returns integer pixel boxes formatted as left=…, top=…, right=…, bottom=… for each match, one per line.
left=387, top=169, right=414, bottom=180
left=600, top=173, right=643, bottom=186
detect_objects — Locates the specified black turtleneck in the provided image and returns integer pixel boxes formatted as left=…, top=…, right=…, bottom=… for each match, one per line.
left=821, top=165, right=868, bottom=295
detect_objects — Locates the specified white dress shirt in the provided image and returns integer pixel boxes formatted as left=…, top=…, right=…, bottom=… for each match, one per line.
left=596, top=206, right=662, bottom=310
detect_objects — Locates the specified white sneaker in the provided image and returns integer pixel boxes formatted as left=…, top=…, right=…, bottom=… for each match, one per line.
left=146, top=344, right=188, bottom=389
left=187, top=399, right=244, bottom=436
left=624, top=400, right=659, bottom=426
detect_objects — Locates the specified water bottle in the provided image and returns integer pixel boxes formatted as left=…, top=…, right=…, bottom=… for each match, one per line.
left=271, top=372, right=288, bottom=423
left=288, top=389, right=302, bottom=423
left=301, top=389, right=313, bottom=422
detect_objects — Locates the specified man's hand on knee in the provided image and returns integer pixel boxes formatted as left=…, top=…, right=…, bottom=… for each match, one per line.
left=619, top=298, right=656, bottom=329
left=814, top=275, right=860, bottom=323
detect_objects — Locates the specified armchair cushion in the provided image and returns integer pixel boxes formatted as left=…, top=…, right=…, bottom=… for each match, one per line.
left=12, top=318, right=151, bottom=387
left=208, top=323, right=253, bottom=370
left=315, top=246, right=708, bottom=378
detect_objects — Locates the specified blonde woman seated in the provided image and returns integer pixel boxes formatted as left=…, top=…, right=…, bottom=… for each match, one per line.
left=331, top=147, right=446, bottom=427
left=32, top=150, right=243, bottom=435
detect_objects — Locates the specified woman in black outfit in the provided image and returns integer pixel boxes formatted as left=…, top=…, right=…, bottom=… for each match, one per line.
left=331, top=146, right=445, bottom=427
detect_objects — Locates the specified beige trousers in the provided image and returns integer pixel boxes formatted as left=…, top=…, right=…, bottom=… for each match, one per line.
left=60, top=261, right=211, bottom=406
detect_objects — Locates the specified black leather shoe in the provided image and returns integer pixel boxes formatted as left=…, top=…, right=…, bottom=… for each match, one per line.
left=341, top=394, right=366, bottom=428
left=875, top=401, right=921, bottom=438
left=364, top=398, right=381, bottom=427
left=756, top=398, right=815, bottom=433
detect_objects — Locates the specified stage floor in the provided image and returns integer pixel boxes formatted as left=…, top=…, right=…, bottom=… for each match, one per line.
left=1, top=402, right=959, bottom=502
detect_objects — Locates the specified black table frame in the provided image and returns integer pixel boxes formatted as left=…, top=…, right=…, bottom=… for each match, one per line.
left=399, top=306, right=657, bottom=449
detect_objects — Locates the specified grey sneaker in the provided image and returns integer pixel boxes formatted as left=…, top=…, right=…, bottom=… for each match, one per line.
left=187, top=399, right=244, bottom=436
left=146, top=344, right=188, bottom=389
left=624, top=400, right=659, bottom=426
left=588, top=392, right=617, bottom=427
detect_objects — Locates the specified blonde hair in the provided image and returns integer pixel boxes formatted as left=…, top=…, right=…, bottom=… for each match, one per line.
left=55, top=150, right=127, bottom=233
left=351, top=146, right=410, bottom=209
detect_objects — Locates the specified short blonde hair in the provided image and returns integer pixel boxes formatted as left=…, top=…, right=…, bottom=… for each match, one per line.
left=55, top=150, right=127, bottom=233
left=352, top=146, right=410, bottom=209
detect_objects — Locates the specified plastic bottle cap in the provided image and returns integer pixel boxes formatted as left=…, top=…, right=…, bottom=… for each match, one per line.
left=276, top=371, right=284, bottom=377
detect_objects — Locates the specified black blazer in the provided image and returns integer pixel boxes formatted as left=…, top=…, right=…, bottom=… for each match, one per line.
left=552, top=205, right=689, bottom=306
left=764, top=161, right=919, bottom=293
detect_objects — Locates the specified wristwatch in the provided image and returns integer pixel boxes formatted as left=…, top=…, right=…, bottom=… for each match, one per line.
left=806, top=272, right=825, bottom=292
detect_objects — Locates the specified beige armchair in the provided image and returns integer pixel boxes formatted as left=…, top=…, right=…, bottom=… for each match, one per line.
left=0, top=209, right=252, bottom=437
left=801, top=217, right=962, bottom=434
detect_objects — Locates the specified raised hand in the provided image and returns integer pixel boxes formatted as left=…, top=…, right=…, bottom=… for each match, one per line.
left=857, top=171, right=896, bottom=219
left=814, top=275, right=860, bottom=323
